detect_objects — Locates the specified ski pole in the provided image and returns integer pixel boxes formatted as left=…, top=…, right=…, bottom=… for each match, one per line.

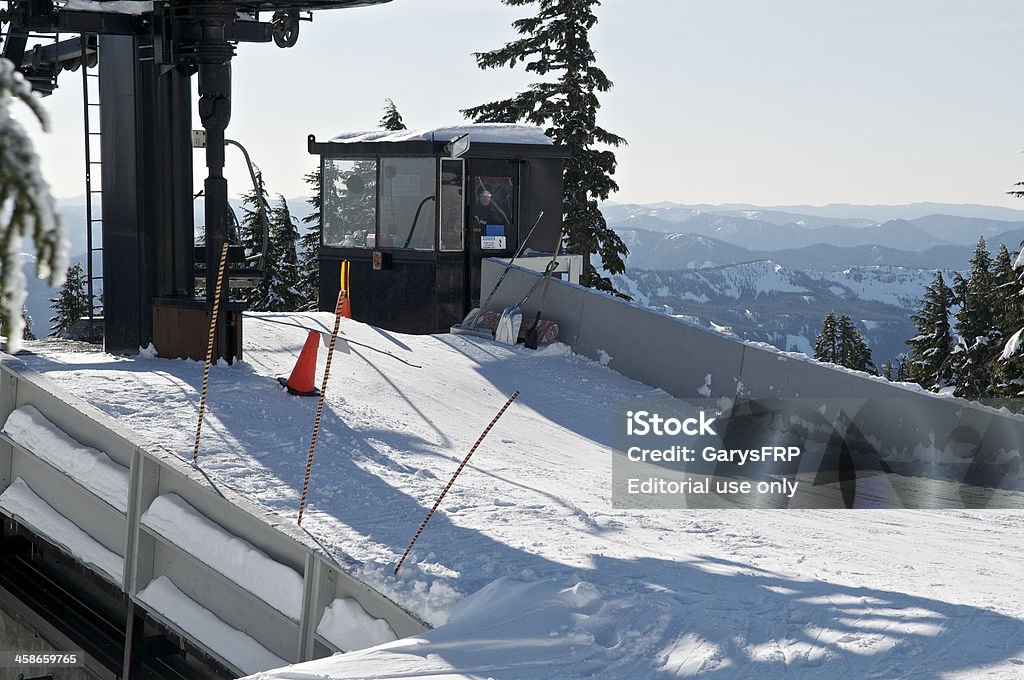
left=297, top=290, right=345, bottom=526
left=193, top=242, right=229, bottom=466
left=394, top=390, right=520, bottom=575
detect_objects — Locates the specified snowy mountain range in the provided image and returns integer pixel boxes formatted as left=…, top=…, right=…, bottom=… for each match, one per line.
left=604, top=202, right=1024, bottom=367
left=612, top=262, right=950, bottom=364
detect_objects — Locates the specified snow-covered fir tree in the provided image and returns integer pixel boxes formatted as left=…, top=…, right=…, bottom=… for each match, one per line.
left=814, top=311, right=875, bottom=373
left=49, top=261, right=89, bottom=336
left=952, top=237, right=999, bottom=398
left=297, top=167, right=322, bottom=310
left=894, top=353, right=912, bottom=382
left=462, top=0, right=629, bottom=296
left=813, top=312, right=839, bottom=364
left=0, top=58, right=67, bottom=352
left=380, top=98, right=407, bottom=131
left=993, top=241, right=1024, bottom=397
left=248, top=195, right=302, bottom=312
left=238, top=167, right=271, bottom=267
left=0, top=297, right=35, bottom=342
left=906, top=271, right=955, bottom=391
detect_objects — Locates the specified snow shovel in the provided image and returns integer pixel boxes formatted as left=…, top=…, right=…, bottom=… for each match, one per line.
left=524, top=242, right=564, bottom=349
left=462, top=210, right=545, bottom=332
left=495, top=245, right=562, bottom=345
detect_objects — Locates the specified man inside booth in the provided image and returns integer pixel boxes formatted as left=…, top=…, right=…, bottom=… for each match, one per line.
left=473, top=190, right=510, bottom=227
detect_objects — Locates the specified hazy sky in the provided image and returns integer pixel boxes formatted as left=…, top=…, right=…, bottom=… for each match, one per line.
left=23, top=0, right=1024, bottom=208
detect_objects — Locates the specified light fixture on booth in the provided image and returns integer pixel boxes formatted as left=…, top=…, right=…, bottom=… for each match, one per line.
left=445, top=133, right=470, bottom=159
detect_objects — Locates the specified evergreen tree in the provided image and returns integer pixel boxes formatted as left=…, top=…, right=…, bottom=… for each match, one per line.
left=993, top=241, right=1024, bottom=396
left=813, top=311, right=839, bottom=364
left=895, top=353, right=913, bottom=382
left=297, top=166, right=322, bottom=310
left=0, top=58, right=67, bottom=351
left=238, top=167, right=271, bottom=264
left=0, top=297, right=35, bottom=342
left=952, top=237, right=999, bottom=398
left=49, top=262, right=89, bottom=336
left=814, top=311, right=875, bottom=373
left=379, top=98, right=407, bottom=131
left=249, top=195, right=302, bottom=312
left=881, top=360, right=893, bottom=381
left=992, top=243, right=1023, bottom=345
left=906, top=271, right=955, bottom=390
left=462, top=0, right=629, bottom=296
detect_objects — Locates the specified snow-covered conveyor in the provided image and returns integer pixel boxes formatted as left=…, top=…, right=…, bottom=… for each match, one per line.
left=0, top=356, right=426, bottom=678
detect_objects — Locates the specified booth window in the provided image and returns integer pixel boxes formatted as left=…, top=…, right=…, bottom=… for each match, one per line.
left=323, top=159, right=377, bottom=248
left=379, top=158, right=437, bottom=251
left=472, top=174, right=516, bottom=249
left=439, top=159, right=465, bottom=252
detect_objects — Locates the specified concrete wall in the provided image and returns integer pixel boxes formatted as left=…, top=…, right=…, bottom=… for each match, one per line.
left=0, top=605, right=100, bottom=680
left=480, top=260, right=1024, bottom=469
left=0, top=356, right=427, bottom=678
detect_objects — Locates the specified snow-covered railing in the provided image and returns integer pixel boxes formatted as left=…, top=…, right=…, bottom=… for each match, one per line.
left=0, top=355, right=426, bottom=678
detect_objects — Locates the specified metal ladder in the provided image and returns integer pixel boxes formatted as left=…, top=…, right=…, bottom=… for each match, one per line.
left=80, top=34, right=103, bottom=319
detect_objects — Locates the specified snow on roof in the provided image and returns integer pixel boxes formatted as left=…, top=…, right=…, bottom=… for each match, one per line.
left=329, top=123, right=554, bottom=146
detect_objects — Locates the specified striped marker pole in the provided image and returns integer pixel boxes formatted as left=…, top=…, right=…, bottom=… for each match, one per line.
left=297, top=290, right=346, bottom=526
left=193, top=242, right=230, bottom=467
left=394, top=390, right=520, bottom=575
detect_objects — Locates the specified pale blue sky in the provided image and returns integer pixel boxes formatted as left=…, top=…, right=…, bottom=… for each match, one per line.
left=25, top=0, right=1024, bottom=207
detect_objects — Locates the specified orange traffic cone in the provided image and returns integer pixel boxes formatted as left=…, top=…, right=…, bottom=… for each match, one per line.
left=277, top=331, right=321, bottom=396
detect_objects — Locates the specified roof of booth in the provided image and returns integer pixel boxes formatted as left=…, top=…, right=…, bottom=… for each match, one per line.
left=328, top=124, right=554, bottom=146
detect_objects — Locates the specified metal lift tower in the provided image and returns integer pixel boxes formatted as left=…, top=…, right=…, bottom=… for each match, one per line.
left=1, top=0, right=390, bottom=362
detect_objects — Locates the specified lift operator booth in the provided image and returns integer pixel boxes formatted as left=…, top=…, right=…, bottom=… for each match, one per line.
left=308, top=124, right=571, bottom=333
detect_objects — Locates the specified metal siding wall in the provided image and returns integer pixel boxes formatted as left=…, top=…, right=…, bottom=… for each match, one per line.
left=479, top=260, right=1024, bottom=462
left=0, top=354, right=428, bottom=674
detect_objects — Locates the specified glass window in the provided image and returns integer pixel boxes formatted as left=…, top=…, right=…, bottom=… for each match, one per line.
left=378, top=157, right=437, bottom=251
left=471, top=174, right=516, bottom=250
left=323, top=159, right=378, bottom=248
left=439, top=159, right=464, bottom=252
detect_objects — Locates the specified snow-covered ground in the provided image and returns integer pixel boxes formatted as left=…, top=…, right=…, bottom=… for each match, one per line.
left=15, top=314, right=1024, bottom=678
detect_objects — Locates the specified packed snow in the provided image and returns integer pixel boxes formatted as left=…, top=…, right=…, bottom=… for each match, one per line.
left=137, top=575, right=286, bottom=675
left=0, top=477, right=123, bottom=585
left=140, top=493, right=305, bottom=621
left=2, top=404, right=130, bottom=512
left=14, top=313, right=1024, bottom=678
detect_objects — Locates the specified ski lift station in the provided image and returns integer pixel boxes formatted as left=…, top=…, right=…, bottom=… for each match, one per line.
left=309, top=124, right=573, bottom=333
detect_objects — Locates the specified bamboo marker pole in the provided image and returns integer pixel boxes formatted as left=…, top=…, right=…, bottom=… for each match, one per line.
left=297, top=289, right=346, bottom=525
left=394, top=390, right=520, bottom=575
left=193, top=242, right=230, bottom=466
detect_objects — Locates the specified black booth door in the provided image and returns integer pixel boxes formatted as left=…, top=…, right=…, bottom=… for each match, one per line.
left=467, top=159, right=520, bottom=309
